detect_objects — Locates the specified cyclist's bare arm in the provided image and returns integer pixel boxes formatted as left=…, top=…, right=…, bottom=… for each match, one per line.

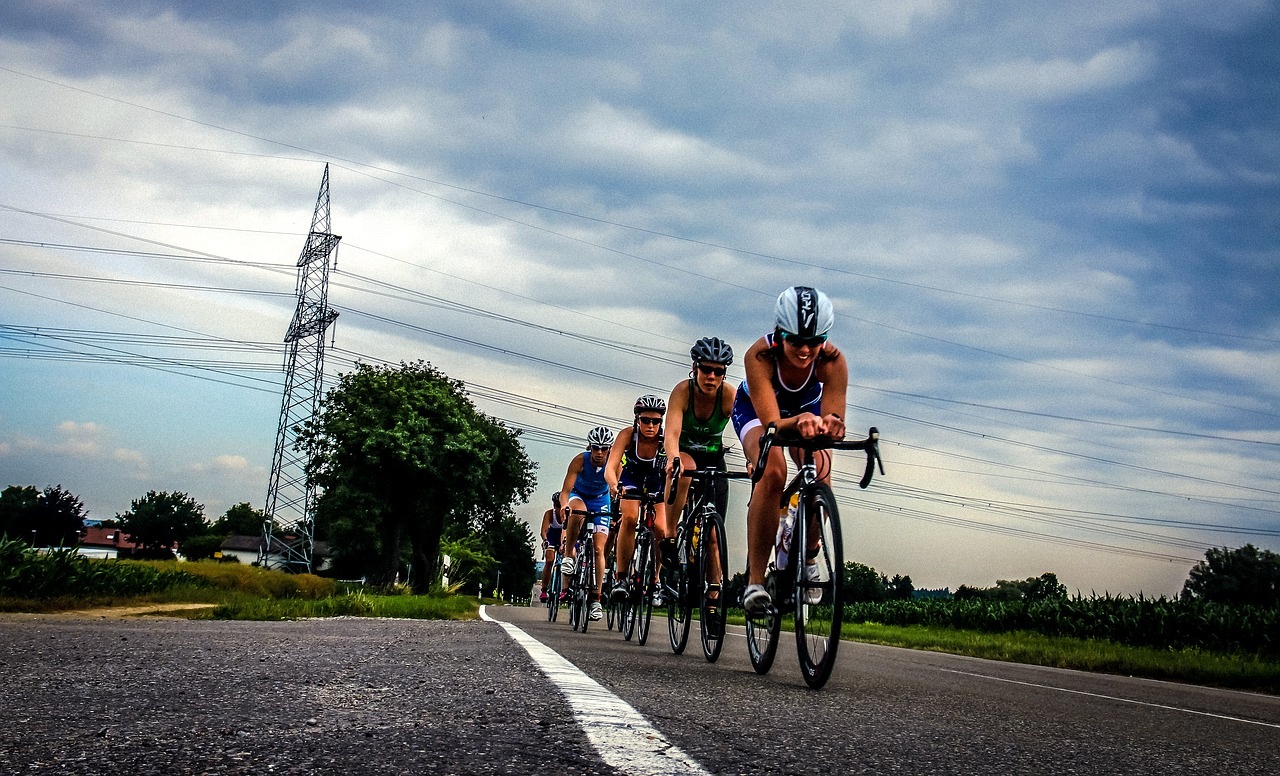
left=559, top=455, right=583, bottom=519
left=604, top=425, right=630, bottom=497
left=815, top=347, right=849, bottom=440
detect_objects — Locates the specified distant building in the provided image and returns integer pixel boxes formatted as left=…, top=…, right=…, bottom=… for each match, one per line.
left=75, top=525, right=146, bottom=559
left=217, top=535, right=331, bottom=571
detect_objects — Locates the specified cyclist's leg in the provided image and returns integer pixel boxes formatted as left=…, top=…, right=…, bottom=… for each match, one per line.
left=562, top=500, right=585, bottom=571
left=667, top=451, right=697, bottom=531
left=615, top=497, right=639, bottom=581
left=591, top=520, right=609, bottom=608
left=743, top=424, right=788, bottom=588
left=540, top=542, right=555, bottom=600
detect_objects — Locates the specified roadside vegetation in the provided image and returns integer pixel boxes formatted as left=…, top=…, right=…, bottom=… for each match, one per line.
left=0, top=538, right=479, bottom=621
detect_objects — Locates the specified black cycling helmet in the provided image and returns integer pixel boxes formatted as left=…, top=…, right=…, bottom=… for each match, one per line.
left=774, top=286, right=834, bottom=338
left=690, top=336, right=733, bottom=366
left=633, top=394, right=666, bottom=415
left=586, top=426, right=614, bottom=447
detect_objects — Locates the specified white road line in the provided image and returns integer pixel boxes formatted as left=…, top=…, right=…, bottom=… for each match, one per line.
left=941, top=668, right=1280, bottom=729
left=480, top=607, right=710, bottom=776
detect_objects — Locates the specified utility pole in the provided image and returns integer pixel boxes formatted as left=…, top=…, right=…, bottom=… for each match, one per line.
left=260, top=165, right=340, bottom=572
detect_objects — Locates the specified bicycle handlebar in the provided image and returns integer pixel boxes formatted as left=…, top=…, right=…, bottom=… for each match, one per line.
left=666, top=457, right=751, bottom=505
left=752, top=424, right=884, bottom=489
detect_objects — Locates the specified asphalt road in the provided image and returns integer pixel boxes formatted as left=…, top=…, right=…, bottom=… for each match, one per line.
left=493, top=603, right=1280, bottom=775
left=2, top=608, right=1277, bottom=774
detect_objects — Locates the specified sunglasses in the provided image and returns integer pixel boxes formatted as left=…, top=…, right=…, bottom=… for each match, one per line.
left=782, top=332, right=828, bottom=348
left=696, top=364, right=727, bottom=377
left=637, top=416, right=662, bottom=426
left=589, top=444, right=611, bottom=452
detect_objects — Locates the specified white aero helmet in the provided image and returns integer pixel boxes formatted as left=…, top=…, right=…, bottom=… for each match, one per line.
left=774, top=286, right=834, bottom=339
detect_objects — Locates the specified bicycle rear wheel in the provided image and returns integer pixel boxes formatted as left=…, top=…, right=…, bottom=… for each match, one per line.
left=636, top=532, right=655, bottom=646
left=746, top=565, right=782, bottom=674
left=699, top=511, right=729, bottom=663
left=793, top=483, right=845, bottom=689
left=667, top=540, right=691, bottom=654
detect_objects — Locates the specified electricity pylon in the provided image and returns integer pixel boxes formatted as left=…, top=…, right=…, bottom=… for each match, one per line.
left=260, top=165, right=340, bottom=572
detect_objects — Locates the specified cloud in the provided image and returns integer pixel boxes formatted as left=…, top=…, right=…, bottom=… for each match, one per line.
left=190, top=454, right=250, bottom=473
left=964, top=43, right=1156, bottom=99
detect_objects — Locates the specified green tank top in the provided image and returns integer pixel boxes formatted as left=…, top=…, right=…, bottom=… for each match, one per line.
left=679, top=380, right=729, bottom=454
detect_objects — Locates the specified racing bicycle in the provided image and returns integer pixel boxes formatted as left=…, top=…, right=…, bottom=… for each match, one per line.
left=618, top=488, right=663, bottom=645
left=665, top=459, right=750, bottom=661
left=745, top=425, right=883, bottom=689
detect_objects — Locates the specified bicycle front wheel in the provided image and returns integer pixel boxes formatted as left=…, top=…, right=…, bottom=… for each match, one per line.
left=603, top=566, right=618, bottom=631
left=548, top=564, right=561, bottom=622
left=667, top=542, right=691, bottom=655
left=699, top=511, right=729, bottom=663
left=793, top=483, right=845, bottom=689
left=576, top=550, right=595, bottom=633
left=636, top=532, right=655, bottom=646
left=621, top=536, right=646, bottom=642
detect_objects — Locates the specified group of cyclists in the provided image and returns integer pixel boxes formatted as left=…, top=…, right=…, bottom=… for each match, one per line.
left=536, top=285, right=850, bottom=625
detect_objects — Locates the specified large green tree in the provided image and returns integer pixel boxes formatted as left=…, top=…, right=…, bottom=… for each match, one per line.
left=212, top=502, right=268, bottom=536
left=303, top=361, right=536, bottom=592
left=1182, top=544, right=1280, bottom=607
left=116, top=490, right=207, bottom=557
left=0, top=484, right=87, bottom=547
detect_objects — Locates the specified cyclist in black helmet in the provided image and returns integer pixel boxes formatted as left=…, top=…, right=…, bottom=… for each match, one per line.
left=606, top=394, right=669, bottom=604
left=664, top=336, right=736, bottom=543
left=731, top=286, right=848, bottom=615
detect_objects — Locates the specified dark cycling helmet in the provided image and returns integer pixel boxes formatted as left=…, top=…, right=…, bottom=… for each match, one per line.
left=586, top=426, right=614, bottom=447
left=774, top=286, right=834, bottom=338
left=691, top=336, right=733, bottom=366
left=633, top=394, right=667, bottom=415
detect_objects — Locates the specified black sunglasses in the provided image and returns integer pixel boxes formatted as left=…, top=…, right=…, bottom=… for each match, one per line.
left=637, top=416, right=662, bottom=426
left=696, top=364, right=727, bottom=377
left=783, top=332, right=828, bottom=348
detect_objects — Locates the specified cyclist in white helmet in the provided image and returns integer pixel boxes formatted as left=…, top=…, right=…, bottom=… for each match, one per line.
left=558, top=425, right=615, bottom=621
left=731, top=286, right=848, bottom=615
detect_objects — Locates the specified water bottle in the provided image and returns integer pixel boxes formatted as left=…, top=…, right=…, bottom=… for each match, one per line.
left=690, top=521, right=700, bottom=556
left=775, top=492, right=798, bottom=570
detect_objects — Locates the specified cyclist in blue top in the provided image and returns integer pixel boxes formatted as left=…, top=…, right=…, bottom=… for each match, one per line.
left=537, top=498, right=565, bottom=603
left=558, top=426, right=615, bottom=621
left=732, top=286, right=848, bottom=615
left=606, top=394, right=669, bottom=604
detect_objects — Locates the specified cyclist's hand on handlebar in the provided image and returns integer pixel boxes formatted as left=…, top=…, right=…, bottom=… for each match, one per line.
left=793, top=411, right=825, bottom=439
left=822, top=413, right=846, bottom=441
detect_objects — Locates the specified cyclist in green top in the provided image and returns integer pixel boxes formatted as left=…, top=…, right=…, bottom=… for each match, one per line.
left=663, top=337, right=736, bottom=567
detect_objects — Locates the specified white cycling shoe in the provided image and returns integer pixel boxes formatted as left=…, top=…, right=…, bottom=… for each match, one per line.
left=742, top=584, right=771, bottom=615
left=803, top=562, right=823, bottom=605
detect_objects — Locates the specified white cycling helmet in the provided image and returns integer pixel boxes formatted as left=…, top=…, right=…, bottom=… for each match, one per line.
left=633, top=394, right=667, bottom=415
left=586, top=426, right=614, bottom=447
left=774, top=286, right=834, bottom=339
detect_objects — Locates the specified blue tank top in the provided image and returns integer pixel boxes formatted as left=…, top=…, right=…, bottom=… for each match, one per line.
left=572, top=451, right=609, bottom=498
left=741, top=333, right=823, bottom=417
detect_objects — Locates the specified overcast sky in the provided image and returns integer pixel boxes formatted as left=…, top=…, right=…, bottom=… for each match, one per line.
left=1, top=1, right=1277, bottom=597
